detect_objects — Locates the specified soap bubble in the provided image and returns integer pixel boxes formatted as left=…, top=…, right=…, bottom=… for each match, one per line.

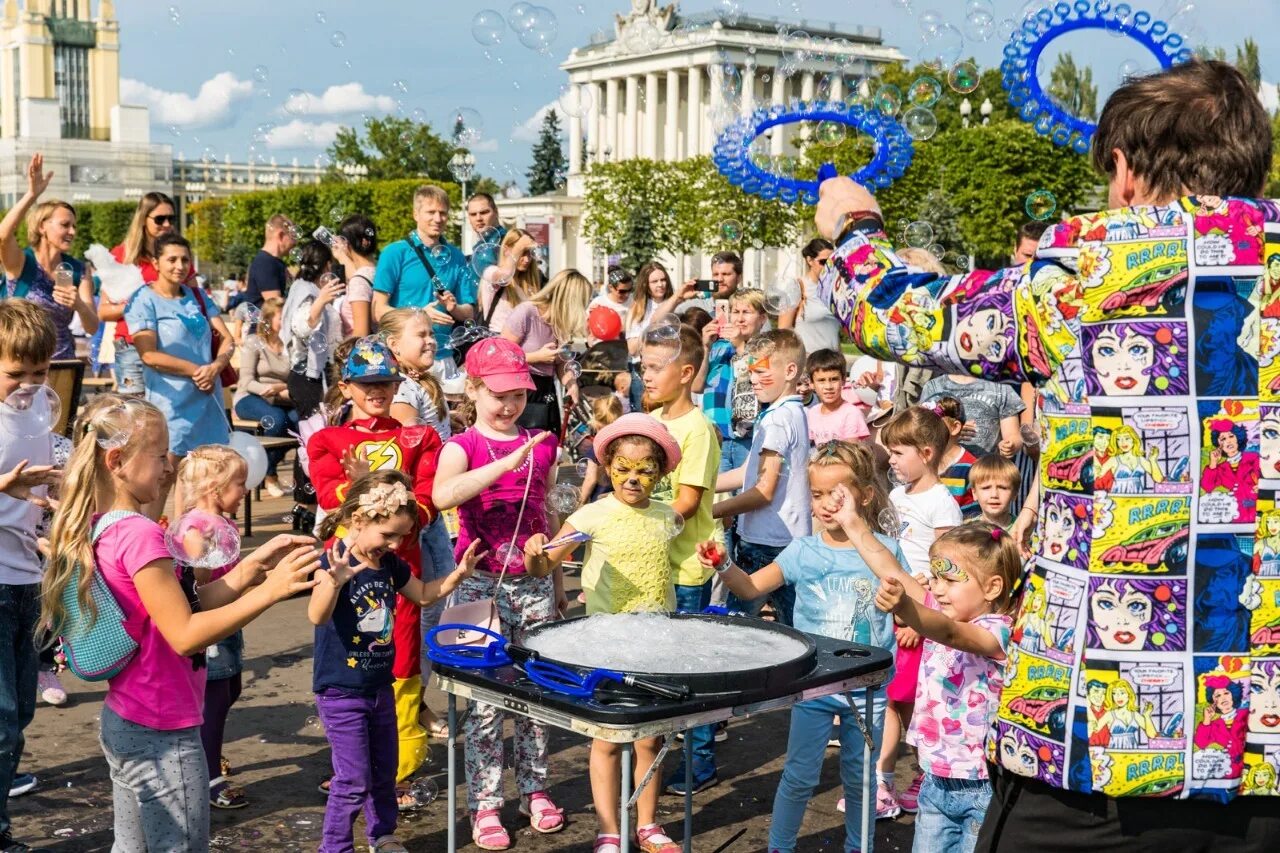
left=0, top=385, right=61, bottom=440
left=304, top=715, right=324, bottom=733
left=904, top=221, right=934, bottom=248
left=430, top=243, right=450, bottom=263
left=252, top=65, right=269, bottom=83
left=508, top=1, right=535, bottom=29
left=495, top=542, right=524, bottom=570
left=907, top=76, right=942, bottom=108
left=1025, top=189, right=1058, bottom=221
left=54, top=262, right=75, bottom=289
left=556, top=82, right=592, bottom=118
left=903, top=107, right=938, bottom=141
left=663, top=513, right=686, bottom=541
left=964, top=5, right=996, bottom=41
left=330, top=30, right=346, bottom=48
left=283, top=89, right=310, bottom=116
left=516, top=6, right=558, bottom=52
left=168, top=5, right=181, bottom=25
left=88, top=403, right=133, bottom=450
left=919, top=23, right=964, bottom=71
left=878, top=507, right=903, bottom=536
left=410, top=777, right=439, bottom=806
left=260, top=415, right=277, bottom=432
left=947, top=61, right=981, bottom=94
left=918, top=8, right=945, bottom=34
left=814, top=120, right=845, bottom=147
left=873, top=84, right=902, bottom=115
left=575, top=458, right=590, bottom=480
left=451, top=107, right=484, bottom=145
left=548, top=483, right=580, bottom=515
left=719, top=219, right=744, bottom=242
left=763, top=278, right=802, bottom=313
left=165, top=510, right=241, bottom=569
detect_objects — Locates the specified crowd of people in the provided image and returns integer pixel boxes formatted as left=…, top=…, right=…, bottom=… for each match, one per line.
left=0, top=57, right=1276, bottom=853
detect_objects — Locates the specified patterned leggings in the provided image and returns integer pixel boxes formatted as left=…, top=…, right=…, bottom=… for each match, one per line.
left=454, top=572, right=556, bottom=811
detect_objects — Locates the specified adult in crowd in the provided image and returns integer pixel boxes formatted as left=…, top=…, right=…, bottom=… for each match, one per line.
left=372, top=185, right=476, bottom=377
left=101, top=191, right=194, bottom=396
left=590, top=266, right=633, bottom=323
left=919, top=372, right=1024, bottom=459
left=245, top=214, right=297, bottom=307
left=625, top=261, right=694, bottom=409
left=124, top=233, right=232, bottom=518
left=466, top=192, right=505, bottom=249
left=1012, top=220, right=1050, bottom=265
left=0, top=153, right=97, bottom=360
left=329, top=214, right=378, bottom=339
left=233, top=298, right=295, bottom=498
left=679, top=250, right=744, bottom=315
left=477, top=228, right=541, bottom=332
left=502, top=268, right=593, bottom=435
left=778, top=238, right=840, bottom=355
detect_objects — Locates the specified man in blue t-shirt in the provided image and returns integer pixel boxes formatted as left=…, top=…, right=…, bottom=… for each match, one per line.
left=372, top=185, right=477, bottom=374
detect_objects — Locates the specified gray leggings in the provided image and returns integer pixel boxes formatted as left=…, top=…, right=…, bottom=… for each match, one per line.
left=99, top=705, right=210, bottom=852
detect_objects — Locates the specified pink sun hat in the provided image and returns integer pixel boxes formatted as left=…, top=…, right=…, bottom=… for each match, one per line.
left=593, top=413, right=683, bottom=475
left=463, top=337, right=536, bottom=394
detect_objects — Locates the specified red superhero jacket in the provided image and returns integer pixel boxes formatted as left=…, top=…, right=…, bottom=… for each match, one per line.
left=307, top=416, right=442, bottom=680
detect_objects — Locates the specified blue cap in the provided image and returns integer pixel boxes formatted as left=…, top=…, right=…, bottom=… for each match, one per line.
left=342, top=337, right=401, bottom=383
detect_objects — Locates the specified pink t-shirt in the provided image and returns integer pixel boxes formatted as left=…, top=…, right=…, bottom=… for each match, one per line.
left=502, top=302, right=557, bottom=377
left=907, top=594, right=1012, bottom=780
left=806, top=400, right=870, bottom=445
left=338, top=265, right=375, bottom=338
left=96, top=513, right=207, bottom=730
left=449, top=427, right=559, bottom=576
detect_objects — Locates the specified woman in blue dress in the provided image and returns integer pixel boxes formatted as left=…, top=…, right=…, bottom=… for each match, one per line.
left=125, top=233, right=232, bottom=518
left=0, top=153, right=99, bottom=359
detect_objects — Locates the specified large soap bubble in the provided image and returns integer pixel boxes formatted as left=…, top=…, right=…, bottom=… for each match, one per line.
left=0, top=385, right=61, bottom=440
left=166, top=509, right=242, bottom=569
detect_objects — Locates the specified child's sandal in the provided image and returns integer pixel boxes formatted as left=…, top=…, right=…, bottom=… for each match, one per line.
left=636, top=824, right=680, bottom=853
left=519, top=791, right=565, bottom=833
left=471, top=809, right=511, bottom=851
left=372, top=835, right=408, bottom=853
left=594, top=834, right=622, bottom=853
left=209, top=780, right=247, bottom=810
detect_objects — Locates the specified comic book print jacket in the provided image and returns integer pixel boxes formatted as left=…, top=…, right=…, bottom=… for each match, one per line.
left=821, top=196, right=1280, bottom=802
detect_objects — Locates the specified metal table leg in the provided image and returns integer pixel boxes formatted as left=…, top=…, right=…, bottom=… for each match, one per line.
left=447, top=694, right=457, bottom=853
left=861, top=687, right=872, bottom=853
left=683, top=733, right=693, bottom=853
left=621, top=742, right=633, bottom=853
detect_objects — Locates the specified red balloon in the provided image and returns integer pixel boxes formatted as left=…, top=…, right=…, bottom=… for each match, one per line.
left=588, top=305, right=623, bottom=341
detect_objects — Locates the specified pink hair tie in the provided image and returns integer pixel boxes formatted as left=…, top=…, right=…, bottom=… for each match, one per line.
left=923, top=403, right=945, bottom=417
left=991, top=528, right=1004, bottom=541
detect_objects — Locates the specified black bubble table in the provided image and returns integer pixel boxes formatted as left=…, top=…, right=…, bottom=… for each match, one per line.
left=429, top=616, right=892, bottom=853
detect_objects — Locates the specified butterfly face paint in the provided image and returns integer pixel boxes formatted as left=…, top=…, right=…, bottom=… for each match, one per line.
left=930, top=557, right=970, bottom=583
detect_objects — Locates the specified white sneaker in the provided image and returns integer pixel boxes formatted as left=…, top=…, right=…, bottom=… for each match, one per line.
left=37, top=669, right=66, bottom=706
left=263, top=479, right=286, bottom=498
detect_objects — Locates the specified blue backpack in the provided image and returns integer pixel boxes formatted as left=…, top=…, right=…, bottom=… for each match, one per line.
left=59, top=510, right=145, bottom=681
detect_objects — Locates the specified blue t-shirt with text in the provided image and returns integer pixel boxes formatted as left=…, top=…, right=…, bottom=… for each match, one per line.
left=312, top=550, right=412, bottom=695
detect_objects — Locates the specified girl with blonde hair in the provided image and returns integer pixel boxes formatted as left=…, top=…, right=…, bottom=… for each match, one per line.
left=478, top=228, right=543, bottom=332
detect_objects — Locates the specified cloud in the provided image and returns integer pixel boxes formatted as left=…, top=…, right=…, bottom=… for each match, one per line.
left=121, top=72, right=253, bottom=128
left=281, top=83, right=396, bottom=117
left=1261, top=81, right=1278, bottom=113
left=264, top=120, right=343, bottom=150
left=511, top=100, right=559, bottom=143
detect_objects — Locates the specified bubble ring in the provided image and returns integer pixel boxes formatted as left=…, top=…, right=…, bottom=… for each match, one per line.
left=712, top=100, right=915, bottom=204
left=1000, top=1, right=1190, bottom=153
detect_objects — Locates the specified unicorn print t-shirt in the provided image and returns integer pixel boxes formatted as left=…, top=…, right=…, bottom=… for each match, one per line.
left=312, top=548, right=411, bottom=695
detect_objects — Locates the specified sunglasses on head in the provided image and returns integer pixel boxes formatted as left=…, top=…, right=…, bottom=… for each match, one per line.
left=150, top=214, right=176, bottom=225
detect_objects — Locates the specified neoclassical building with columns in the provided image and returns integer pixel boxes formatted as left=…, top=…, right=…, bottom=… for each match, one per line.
left=500, top=0, right=905, bottom=284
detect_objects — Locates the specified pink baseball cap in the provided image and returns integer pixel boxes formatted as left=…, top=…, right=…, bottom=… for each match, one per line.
left=464, top=337, right=536, bottom=393
left=593, top=413, right=683, bottom=475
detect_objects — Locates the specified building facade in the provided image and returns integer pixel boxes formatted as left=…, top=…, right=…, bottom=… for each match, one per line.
left=498, top=0, right=905, bottom=285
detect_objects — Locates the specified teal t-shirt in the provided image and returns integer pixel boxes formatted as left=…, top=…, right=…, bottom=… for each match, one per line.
left=372, top=233, right=477, bottom=358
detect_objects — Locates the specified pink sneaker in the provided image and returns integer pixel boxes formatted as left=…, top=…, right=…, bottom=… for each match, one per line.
left=875, top=781, right=901, bottom=820
left=37, top=669, right=66, bottom=706
left=898, top=772, right=922, bottom=813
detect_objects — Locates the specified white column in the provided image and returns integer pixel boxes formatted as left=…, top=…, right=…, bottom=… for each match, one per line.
left=643, top=72, right=659, bottom=159
left=568, top=108, right=582, bottom=174
left=664, top=69, right=679, bottom=161
left=686, top=65, right=702, bottom=161
left=770, top=68, right=785, bottom=155
left=830, top=73, right=843, bottom=103
left=741, top=64, right=755, bottom=118
left=585, top=81, right=599, bottom=164
left=605, top=77, right=619, bottom=161
left=799, top=71, right=815, bottom=141
left=624, top=75, right=639, bottom=159
left=706, top=63, right=724, bottom=155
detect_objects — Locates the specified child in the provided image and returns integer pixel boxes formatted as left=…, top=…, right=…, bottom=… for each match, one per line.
left=714, top=329, right=811, bottom=628
left=524, top=413, right=685, bottom=853
left=310, top=470, right=479, bottom=853
left=578, top=393, right=625, bottom=506
left=42, top=395, right=320, bottom=850
left=872, top=523, right=1021, bottom=853
left=969, top=455, right=1021, bottom=530
left=381, top=308, right=457, bottom=739
left=431, top=336, right=564, bottom=850
left=640, top=323, right=724, bottom=792
left=876, top=405, right=963, bottom=818
left=307, top=337, right=443, bottom=799
left=805, top=347, right=869, bottom=446
left=932, top=397, right=980, bottom=520
left=177, top=445, right=253, bottom=810
left=919, top=373, right=1024, bottom=459
left=0, top=299, right=56, bottom=852
left=696, top=440, right=909, bottom=853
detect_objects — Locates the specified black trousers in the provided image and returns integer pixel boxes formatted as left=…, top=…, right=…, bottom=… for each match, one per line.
left=977, top=764, right=1280, bottom=853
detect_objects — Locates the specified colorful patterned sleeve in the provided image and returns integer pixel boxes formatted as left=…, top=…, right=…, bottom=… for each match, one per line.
left=819, top=222, right=1085, bottom=386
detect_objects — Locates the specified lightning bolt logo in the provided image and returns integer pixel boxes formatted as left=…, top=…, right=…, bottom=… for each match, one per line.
left=359, top=439, right=402, bottom=472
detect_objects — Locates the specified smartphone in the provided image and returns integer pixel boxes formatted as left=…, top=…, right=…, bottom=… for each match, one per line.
left=693, top=279, right=716, bottom=294
left=714, top=299, right=730, bottom=326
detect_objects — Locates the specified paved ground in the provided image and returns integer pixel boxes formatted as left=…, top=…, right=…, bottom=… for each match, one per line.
left=12, top=490, right=919, bottom=852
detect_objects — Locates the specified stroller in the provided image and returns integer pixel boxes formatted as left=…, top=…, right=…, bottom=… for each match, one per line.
left=563, top=339, right=630, bottom=462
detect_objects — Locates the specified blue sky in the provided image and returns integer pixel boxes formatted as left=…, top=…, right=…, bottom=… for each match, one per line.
left=118, top=1, right=1280, bottom=189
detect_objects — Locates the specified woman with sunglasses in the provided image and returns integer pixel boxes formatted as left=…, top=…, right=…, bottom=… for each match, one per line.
left=100, top=191, right=196, bottom=395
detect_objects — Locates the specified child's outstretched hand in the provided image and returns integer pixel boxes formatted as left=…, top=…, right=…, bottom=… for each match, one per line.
left=341, top=445, right=372, bottom=480
left=261, top=544, right=323, bottom=601
left=325, top=543, right=372, bottom=585
left=0, top=459, right=61, bottom=502
left=239, top=533, right=318, bottom=586
left=443, top=539, right=485, bottom=595
left=831, top=483, right=865, bottom=531
left=504, top=431, right=550, bottom=472
left=875, top=576, right=907, bottom=614
left=696, top=540, right=727, bottom=571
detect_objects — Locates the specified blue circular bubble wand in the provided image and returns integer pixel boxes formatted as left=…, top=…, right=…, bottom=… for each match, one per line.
left=712, top=101, right=915, bottom=205
left=1001, top=1, right=1191, bottom=153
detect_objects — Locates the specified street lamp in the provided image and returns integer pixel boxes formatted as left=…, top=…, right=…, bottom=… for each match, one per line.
left=980, top=98, right=993, bottom=125
left=960, top=97, right=972, bottom=128
left=449, top=151, right=477, bottom=203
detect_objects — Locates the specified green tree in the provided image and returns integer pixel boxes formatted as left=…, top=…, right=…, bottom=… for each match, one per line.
left=1236, top=38, right=1262, bottom=91
left=527, top=110, right=567, bottom=196
left=326, top=116, right=459, bottom=183
left=1047, top=53, right=1097, bottom=120
left=618, top=206, right=659, bottom=271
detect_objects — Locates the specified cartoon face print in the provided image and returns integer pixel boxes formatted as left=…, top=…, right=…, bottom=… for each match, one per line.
left=955, top=308, right=1010, bottom=364
left=1090, top=582, right=1153, bottom=650
left=1251, top=662, right=1280, bottom=734
left=1261, top=409, right=1280, bottom=478
left=999, top=729, right=1041, bottom=778
left=1090, top=326, right=1155, bottom=395
left=1043, top=498, right=1079, bottom=562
